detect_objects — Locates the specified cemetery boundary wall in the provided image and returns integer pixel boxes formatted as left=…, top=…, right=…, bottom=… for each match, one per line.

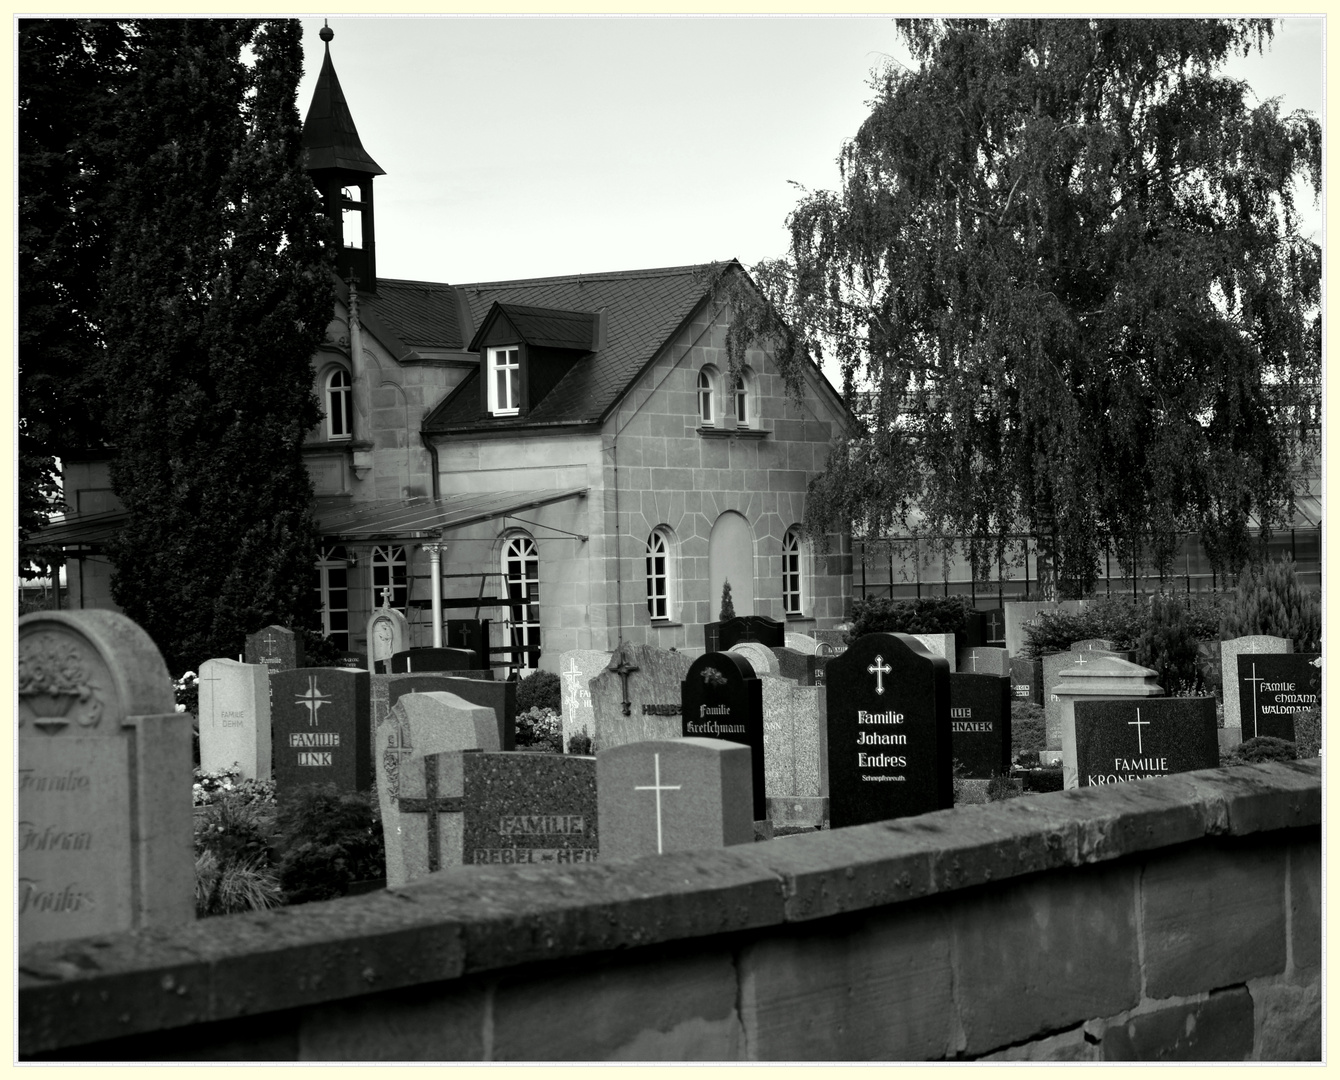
left=19, top=760, right=1320, bottom=1062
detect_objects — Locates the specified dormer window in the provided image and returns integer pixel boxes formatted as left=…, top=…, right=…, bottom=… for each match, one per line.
left=488, top=346, right=520, bottom=415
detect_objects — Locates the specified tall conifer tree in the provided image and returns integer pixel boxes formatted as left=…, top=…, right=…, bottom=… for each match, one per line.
left=100, top=19, right=334, bottom=671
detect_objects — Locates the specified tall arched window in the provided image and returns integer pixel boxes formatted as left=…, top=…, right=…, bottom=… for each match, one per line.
left=313, top=545, right=350, bottom=650
left=646, top=528, right=675, bottom=621
left=371, top=545, right=408, bottom=613
left=503, top=534, right=541, bottom=674
left=327, top=367, right=353, bottom=439
left=782, top=527, right=805, bottom=615
left=732, top=367, right=752, bottom=428
left=697, top=366, right=716, bottom=425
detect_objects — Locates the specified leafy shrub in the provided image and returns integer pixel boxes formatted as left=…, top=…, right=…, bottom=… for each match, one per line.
left=1220, top=557, right=1321, bottom=653
left=1222, top=736, right=1296, bottom=766
left=274, top=784, right=385, bottom=904
left=1019, top=597, right=1147, bottom=657
left=987, top=775, right=1021, bottom=802
left=1010, top=701, right=1046, bottom=757
left=516, top=706, right=563, bottom=753
left=516, top=669, right=561, bottom=713
left=193, top=791, right=281, bottom=917
left=849, top=595, right=972, bottom=640
left=1134, top=594, right=1204, bottom=696
left=567, top=728, right=594, bottom=755
left=300, top=628, right=348, bottom=669
left=195, top=849, right=283, bottom=917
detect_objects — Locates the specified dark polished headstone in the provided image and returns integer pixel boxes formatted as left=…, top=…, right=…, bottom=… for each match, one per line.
left=388, top=673, right=514, bottom=751
left=774, top=646, right=816, bottom=686
left=1237, top=653, right=1321, bottom=742
left=334, top=651, right=367, bottom=670
left=705, top=615, right=785, bottom=653
left=1074, top=696, right=1218, bottom=786
left=948, top=673, right=1012, bottom=779
left=682, top=652, right=765, bottom=821
left=1010, top=656, right=1043, bottom=705
left=462, top=752, right=597, bottom=865
left=390, top=647, right=480, bottom=674
left=445, top=619, right=491, bottom=668
left=824, top=632, right=951, bottom=828
left=245, top=624, right=304, bottom=675
left=270, top=667, right=371, bottom=796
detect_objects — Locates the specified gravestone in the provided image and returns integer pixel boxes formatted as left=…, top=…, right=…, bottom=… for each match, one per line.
left=682, top=652, right=766, bottom=821
left=589, top=643, right=693, bottom=749
left=1010, top=656, right=1043, bottom=705
left=1004, top=600, right=1085, bottom=658
left=956, top=646, right=1010, bottom=677
left=1052, top=657, right=1164, bottom=789
left=377, top=673, right=515, bottom=752
left=366, top=603, right=410, bottom=674
left=1071, top=638, right=1118, bottom=653
left=245, top=624, right=304, bottom=675
left=965, top=608, right=1007, bottom=647
left=773, top=646, right=817, bottom=686
left=445, top=618, right=491, bottom=668
left=1221, top=635, right=1294, bottom=735
left=910, top=633, right=957, bottom=672
left=706, top=614, right=785, bottom=653
left=19, top=611, right=193, bottom=948
left=377, top=691, right=498, bottom=886
left=1074, top=697, right=1218, bottom=786
left=334, top=651, right=368, bottom=670
left=463, top=752, right=598, bottom=865
left=812, top=628, right=849, bottom=651
left=558, top=649, right=611, bottom=751
left=389, top=647, right=480, bottom=674
left=597, top=738, right=753, bottom=860
left=197, top=658, right=271, bottom=780
left=269, top=667, right=371, bottom=797
left=784, top=632, right=818, bottom=655
left=1042, top=650, right=1116, bottom=748
left=1237, top=653, right=1322, bottom=742
left=728, top=640, right=780, bottom=677
left=759, top=675, right=825, bottom=829
left=948, top=673, right=1012, bottom=779
left=824, top=632, right=952, bottom=828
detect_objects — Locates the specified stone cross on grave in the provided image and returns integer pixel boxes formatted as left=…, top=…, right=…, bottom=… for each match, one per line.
left=608, top=643, right=640, bottom=718
left=868, top=655, right=892, bottom=696
left=1128, top=707, right=1150, bottom=754
left=634, top=751, right=681, bottom=855
left=397, top=755, right=464, bottom=873
left=987, top=612, right=1002, bottom=640
left=1241, top=662, right=1266, bottom=738
left=198, top=669, right=223, bottom=724
left=295, top=675, right=330, bottom=725
left=455, top=623, right=472, bottom=647
left=380, top=587, right=394, bottom=610
left=1074, top=655, right=1088, bottom=666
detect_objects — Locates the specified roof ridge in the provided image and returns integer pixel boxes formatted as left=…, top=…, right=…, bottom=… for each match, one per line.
left=458, top=261, right=726, bottom=291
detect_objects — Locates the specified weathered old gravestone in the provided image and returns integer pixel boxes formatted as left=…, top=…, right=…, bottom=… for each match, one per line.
left=682, top=652, right=766, bottom=822
left=374, top=673, right=515, bottom=752
left=270, top=667, right=372, bottom=797
left=367, top=603, right=410, bottom=674
left=956, top=646, right=1010, bottom=677
left=774, top=646, right=817, bottom=686
left=1053, top=657, right=1164, bottom=789
left=759, top=675, right=825, bottom=829
left=589, top=643, right=694, bottom=749
left=597, top=738, right=753, bottom=860
left=1237, top=653, right=1322, bottom=742
left=197, top=658, right=271, bottom=781
left=784, top=632, right=818, bottom=654
left=558, top=649, right=610, bottom=750
left=1043, top=650, right=1121, bottom=748
left=19, top=611, right=194, bottom=948
left=463, top=752, right=598, bottom=865
left=445, top=618, right=491, bottom=668
left=910, top=633, right=957, bottom=672
left=1010, top=656, right=1044, bottom=705
left=1071, top=638, right=1118, bottom=653
left=705, top=614, right=785, bottom=653
left=948, top=673, right=1013, bottom=779
left=1221, top=635, right=1294, bottom=735
left=389, top=647, right=480, bottom=674
left=1074, top=697, right=1218, bottom=787
left=376, top=691, right=499, bottom=886
left=825, top=633, right=952, bottom=828
left=245, top=624, right=304, bottom=675
left=729, top=640, right=780, bottom=678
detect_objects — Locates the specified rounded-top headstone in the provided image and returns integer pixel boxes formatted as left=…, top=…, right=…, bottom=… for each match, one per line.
left=729, top=640, right=779, bottom=677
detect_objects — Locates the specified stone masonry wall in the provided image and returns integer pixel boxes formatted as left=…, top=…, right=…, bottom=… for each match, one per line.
left=19, top=761, right=1320, bottom=1062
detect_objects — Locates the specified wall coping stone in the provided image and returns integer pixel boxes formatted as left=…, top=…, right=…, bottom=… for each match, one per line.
left=18, top=760, right=1319, bottom=1056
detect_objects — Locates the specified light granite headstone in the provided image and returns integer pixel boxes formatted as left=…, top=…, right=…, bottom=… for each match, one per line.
left=589, top=644, right=693, bottom=750
left=956, top=646, right=1010, bottom=677
left=269, top=667, right=371, bottom=797
left=784, top=632, right=818, bottom=655
left=377, top=691, right=498, bottom=887
left=1052, top=657, right=1164, bottom=789
left=910, top=633, right=957, bottom=672
left=245, top=624, right=304, bottom=676
left=18, top=611, right=193, bottom=948
left=597, top=738, right=753, bottom=861
left=558, top=649, right=611, bottom=751
left=1075, top=697, right=1218, bottom=787
left=462, top=752, right=598, bottom=865
left=729, top=640, right=780, bottom=677
left=760, top=675, right=825, bottom=829
left=1004, top=600, right=1085, bottom=658
left=1071, top=638, right=1118, bottom=653
left=773, top=646, right=817, bottom=686
left=1221, top=635, right=1293, bottom=735
left=367, top=604, right=410, bottom=674
left=197, top=658, right=271, bottom=780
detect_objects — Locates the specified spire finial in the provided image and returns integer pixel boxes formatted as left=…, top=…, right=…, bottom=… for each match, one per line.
left=319, top=20, right=333, bottom=44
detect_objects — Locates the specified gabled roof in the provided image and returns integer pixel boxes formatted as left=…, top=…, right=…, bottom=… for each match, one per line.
left=302, top=40, right=385, bottom=176
left=468, top=302, right=599, bottom=353
left=423, top=263, right=718, bottom=433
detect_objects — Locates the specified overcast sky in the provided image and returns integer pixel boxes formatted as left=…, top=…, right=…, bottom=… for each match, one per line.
left=294, top=15, right=1324, bottom=288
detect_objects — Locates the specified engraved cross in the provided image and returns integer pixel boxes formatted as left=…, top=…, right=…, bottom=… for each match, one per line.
left=1128, top=708, right=1149, bottom=754
left=397, top=754, right=465, bottom=872
left=295, top=676, right=329, bottom=725
left=868, top=655, right=892, bottom=695
left=1241, top=662, right=1267, bottom=739
left=634, top=752, right=681, bottom=855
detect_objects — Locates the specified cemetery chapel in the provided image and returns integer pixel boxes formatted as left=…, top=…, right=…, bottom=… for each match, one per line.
left=54, top=28, right=856, bottom=673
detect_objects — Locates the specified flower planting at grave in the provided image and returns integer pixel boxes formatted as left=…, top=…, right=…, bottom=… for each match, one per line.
left=174, top=670, right=199, bottom=716
left=272, top=784, right=385, bottom=905
left=193, top=786, right=281, bottom=917
left=516, top=707, right=563, bottom=753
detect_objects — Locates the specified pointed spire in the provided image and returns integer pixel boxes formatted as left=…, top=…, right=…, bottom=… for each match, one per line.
left=302, top=23, right=385, bottom=176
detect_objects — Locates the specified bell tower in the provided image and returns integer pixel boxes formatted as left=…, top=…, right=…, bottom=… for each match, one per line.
left=302, top=24, right=385, bottom=293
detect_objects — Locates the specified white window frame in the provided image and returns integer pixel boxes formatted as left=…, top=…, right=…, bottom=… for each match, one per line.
left=697, top=367, right=716, bottom=426
left=646, top=529, right=674, bottom=621
left=326, top=367, right=353, bottom=440
left=503, top=534, right=541, bottom=675
left=314, top=544, right=350, bottom=650
left=371, top=545, right=409, bottom=614
left=782, top=527, right=805, bottom=615
left=488, top=346, right=521, bottom=416
left=733, top=367, right=751, bottom=427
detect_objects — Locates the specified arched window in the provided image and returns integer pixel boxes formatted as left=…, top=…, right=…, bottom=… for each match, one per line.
left=371, top=545, right=408, bottom=613
left=503, top=534, right=541, bottom=675
left=697, top=367, right=716, bottom=426
left=313, top=545, right=350, bottom=650
left=326, top=367, right=353, bottom=439
left=732, top=367, right=752, bottom=427
left=782, top=527, right=805, bottom=615
left=646, top=528, right=675, bottom=621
